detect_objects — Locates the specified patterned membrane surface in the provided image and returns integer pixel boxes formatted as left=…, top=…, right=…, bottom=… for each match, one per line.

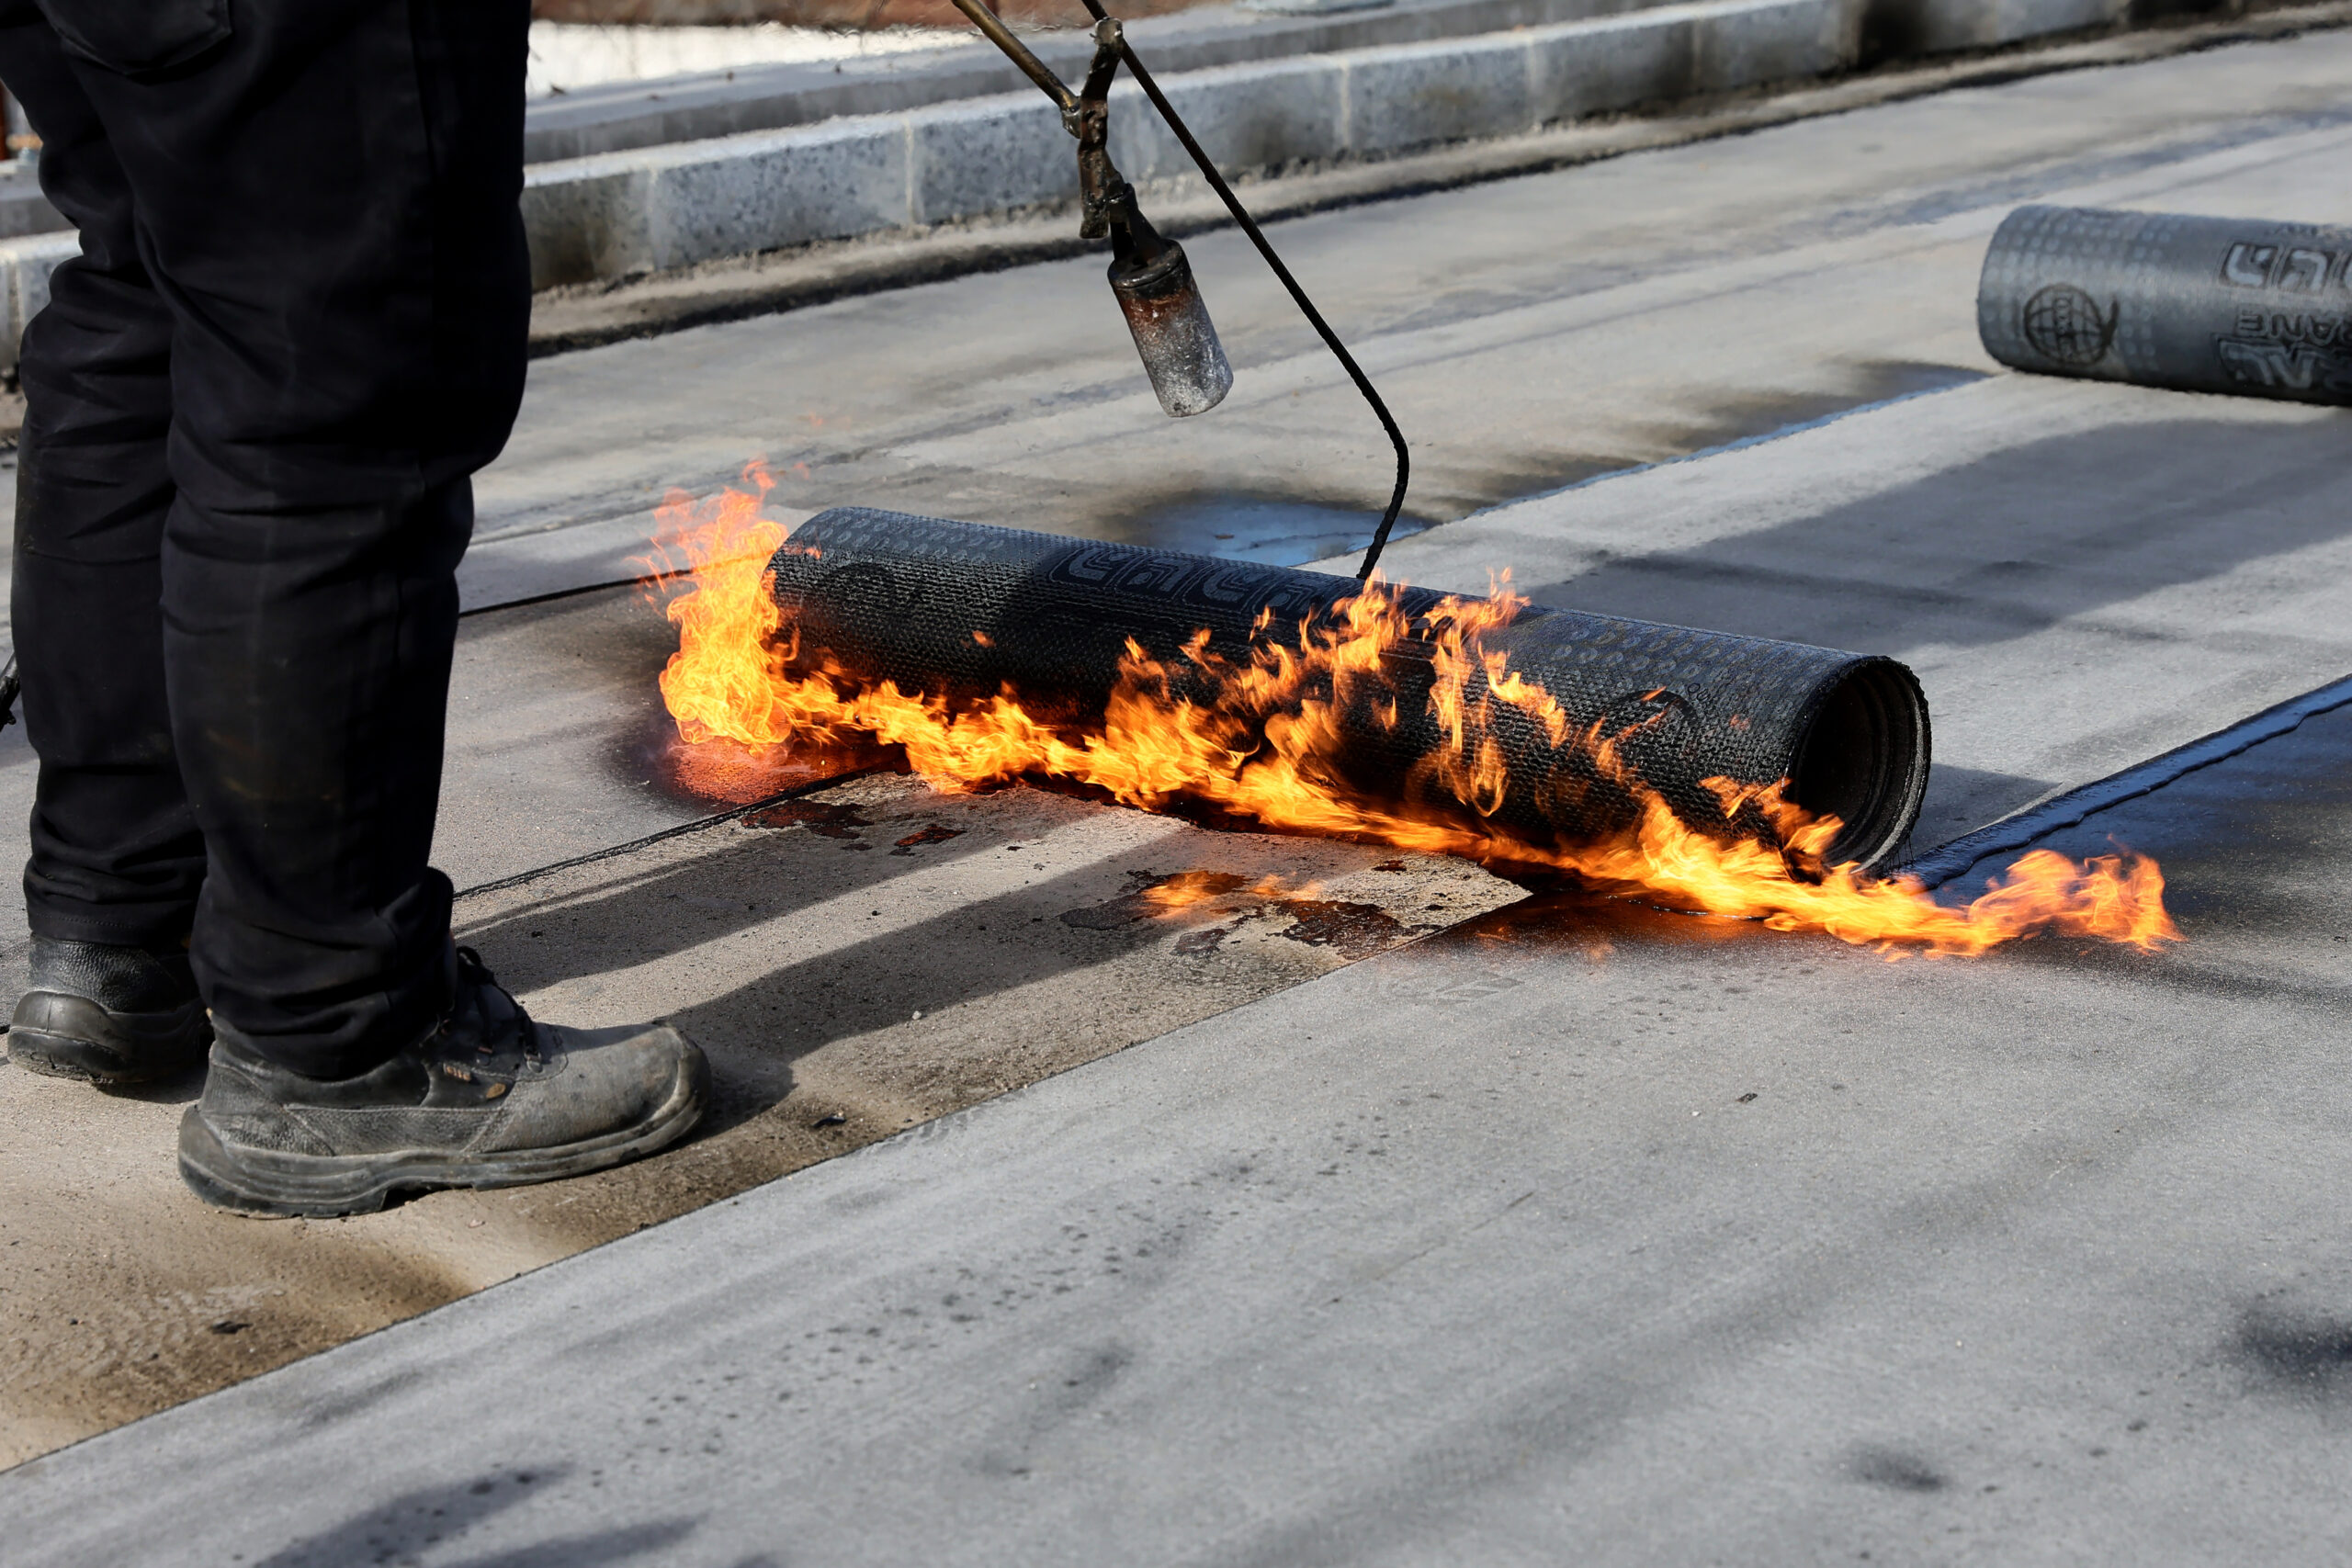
left=1978, top=204, right=2352, bottom=401
left=772, top=509, right=1928, bottom=859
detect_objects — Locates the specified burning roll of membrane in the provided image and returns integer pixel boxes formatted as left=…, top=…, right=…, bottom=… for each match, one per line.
left=769, top=510, right=1931, bottom=870
left=1979, top=205, right=2352, bottom=402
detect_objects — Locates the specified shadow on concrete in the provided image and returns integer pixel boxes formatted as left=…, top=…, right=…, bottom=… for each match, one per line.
left=1093, top=490, right=1439, bottom=568
left=2238, top=1300, right=2352, bottom=1403
left=1910, top=762, right=2057, bottom=853
left=674, top=851, right=1233, bottom=1058
left=93, top=1059, right=207, bottom=1108
left=1349, top=360, right=1991, bottom=528
left=1847, top=1443, right=1950, bottom=1492
left=1523, top=417, right=2352, bottom=655
left=1065, top=363, right=1973, bottom=567
left=460, top=806, right=1017, bottom=991
left=251, top=1465, right=705, bottom=1568
left=466, top=824, right=1295, bottom=1138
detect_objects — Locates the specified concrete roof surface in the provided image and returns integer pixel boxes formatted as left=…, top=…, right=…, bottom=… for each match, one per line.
left=1, top=23, right=2349, bottom=1541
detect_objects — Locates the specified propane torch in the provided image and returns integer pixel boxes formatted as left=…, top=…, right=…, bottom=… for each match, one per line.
left=942, top=0, right=1413, bottom=577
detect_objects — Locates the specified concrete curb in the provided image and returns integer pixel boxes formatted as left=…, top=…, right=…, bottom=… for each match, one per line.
left=520, top=0, right=1687, bottom=164
left=518, top=0, right=1851, bottom=288
left=1896, top=0, right=2118, bottom=52
left=0, top=231, right=74, bottom=373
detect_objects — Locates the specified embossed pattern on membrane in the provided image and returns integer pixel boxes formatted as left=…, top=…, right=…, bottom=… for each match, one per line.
left=771, top=510, right=1931, bottom=869
left=1980, top=205, right=2352, bottom=403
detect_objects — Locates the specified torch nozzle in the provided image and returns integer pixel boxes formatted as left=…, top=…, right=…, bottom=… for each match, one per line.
left=1106, top=198, right=1233, bottom=419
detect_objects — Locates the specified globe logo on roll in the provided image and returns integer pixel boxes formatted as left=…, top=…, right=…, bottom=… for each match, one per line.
left=2020, top=283, right=2120, bottom=367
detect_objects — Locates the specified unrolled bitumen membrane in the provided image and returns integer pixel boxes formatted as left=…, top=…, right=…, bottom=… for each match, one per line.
left=1979, top=205, right=2352, bottom=402
left=770, top=510, right=1930, bottom=869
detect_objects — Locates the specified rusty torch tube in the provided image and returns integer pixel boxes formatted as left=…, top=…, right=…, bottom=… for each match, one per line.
left=1980, top=205, right=2352, bottom=403
left=1104, top=195, right=1233, bottom=418
left=939, top=2, right=1230, bottom=416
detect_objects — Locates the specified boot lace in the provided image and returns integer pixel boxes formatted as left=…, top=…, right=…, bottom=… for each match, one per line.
left=449, top=945, right=544, bottom=1068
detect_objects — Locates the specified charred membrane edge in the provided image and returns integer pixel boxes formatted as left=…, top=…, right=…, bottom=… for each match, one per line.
left=1906, top=671, right=2352, bottom=890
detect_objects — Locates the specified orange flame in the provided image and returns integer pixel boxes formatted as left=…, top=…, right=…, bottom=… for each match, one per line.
left=646, top=472, right=2180, bottom=958
left=1137, top=871, right=1298, bottom=914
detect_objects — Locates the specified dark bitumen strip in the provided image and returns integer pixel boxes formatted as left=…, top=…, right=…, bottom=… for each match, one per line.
left=1908, top=671, right=2352, bottom=889
left=456, top=576, right=646, bottom=618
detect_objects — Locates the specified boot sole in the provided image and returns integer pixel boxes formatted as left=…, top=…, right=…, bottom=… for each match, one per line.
left=7, top=993, right=212, bottom=1086
left=175, top=1050, right=710, bottom=1219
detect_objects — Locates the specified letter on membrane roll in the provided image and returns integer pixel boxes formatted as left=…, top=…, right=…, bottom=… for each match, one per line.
left=770, top=510, right=1932, bottom=870
left=1979, top=204, right=2352, bottom=403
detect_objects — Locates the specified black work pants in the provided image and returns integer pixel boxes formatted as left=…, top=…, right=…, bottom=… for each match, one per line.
left=0, top=0, right=531, bottom=1077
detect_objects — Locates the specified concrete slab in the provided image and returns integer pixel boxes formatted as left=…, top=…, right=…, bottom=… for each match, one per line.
left=9, top=677, right=2347, bottom=1564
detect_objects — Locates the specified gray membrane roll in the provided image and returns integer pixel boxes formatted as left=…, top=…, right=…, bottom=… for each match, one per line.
left=771, top=509, right=1931, bottom=869
left=1980, top=204, right=2352, bottom=402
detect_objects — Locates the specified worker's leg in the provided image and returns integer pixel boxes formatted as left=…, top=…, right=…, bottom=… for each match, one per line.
left=50, top=0, right=531, bottom=1078
left=39, top=0, right=705, bottom=1212
left=0, top=12, right=211, bottom=1082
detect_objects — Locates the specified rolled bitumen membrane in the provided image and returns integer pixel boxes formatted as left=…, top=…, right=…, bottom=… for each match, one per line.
left=770, top=510, right=1930, bottom=870
left=1980, top=205, right=2352, bottom=402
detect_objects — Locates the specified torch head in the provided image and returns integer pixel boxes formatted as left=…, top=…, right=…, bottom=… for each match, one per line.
left=1108, top=230, right=1233, bottom=418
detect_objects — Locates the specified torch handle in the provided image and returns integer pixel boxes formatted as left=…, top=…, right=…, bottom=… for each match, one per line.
left=943, top=0, right=1080, bottom=118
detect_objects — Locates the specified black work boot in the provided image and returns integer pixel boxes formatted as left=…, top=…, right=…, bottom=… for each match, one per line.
left=177, top=947, right=707, bottom=1218
left=8, top=937, right=212, bottom=1086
